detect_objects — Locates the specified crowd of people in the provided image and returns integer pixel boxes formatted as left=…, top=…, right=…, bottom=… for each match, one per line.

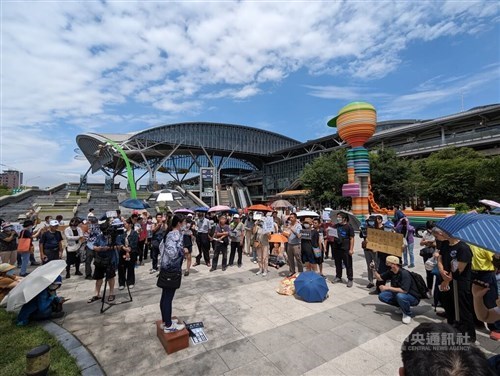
left=0, top=204, right=499, bottom=373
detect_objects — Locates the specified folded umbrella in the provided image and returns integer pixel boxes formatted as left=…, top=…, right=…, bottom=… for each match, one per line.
left=436, top=213, right=500, bottom=253
left=294, top=271, right=329, bottom=302
left=5, top=260, right=66, bottom=312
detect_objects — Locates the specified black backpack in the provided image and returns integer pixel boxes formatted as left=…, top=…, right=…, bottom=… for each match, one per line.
left=408, top=270, right=428, bottom=299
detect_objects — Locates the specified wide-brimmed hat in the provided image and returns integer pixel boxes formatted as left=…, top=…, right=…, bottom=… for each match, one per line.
left=386, top=255, right=401, bottom=265
left=0, top=263, right=15, bottom=273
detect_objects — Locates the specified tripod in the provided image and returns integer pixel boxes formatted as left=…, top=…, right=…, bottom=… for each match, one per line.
left=100, top=268, right=133, bottom=314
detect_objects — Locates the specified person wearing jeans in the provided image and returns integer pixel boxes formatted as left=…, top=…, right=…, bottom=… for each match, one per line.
left=228, top=215, right=244, bottom=267
left=374, top=255, right=420, bottom=324
left=396, top=217, right=415, bottom=268
left=284, top=213, right=303, bottom=276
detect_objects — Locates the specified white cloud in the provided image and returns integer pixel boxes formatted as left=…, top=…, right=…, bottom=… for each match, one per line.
left=1, top=1, right=498, bottom=186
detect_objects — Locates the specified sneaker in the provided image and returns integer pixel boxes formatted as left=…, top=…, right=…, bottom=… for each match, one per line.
left=160, top=319, right=179, bottom=329
left=209, top=268, right=216, bottom=272
left=184, top=271, right=189, bottom=276
left=163, top=322, right=185, bottom=333
left=253, top=260, right=257, bottom=264
left=402, top=314, right=411, bottom=324
left=75, top=271, right=83, bottom=276
left=366, top=282, right=375, bottom=288
left=85, top=275, right=93, bottom=280
left=490, top=331, right=500, bottom=341
left=129, top=284, right=134, bottom=289
left=333, top=277, right=342, bottom=283
left=256, top=270, right=262, bottom=275
left=408, top=264, right=415, bottom=268
left=149, top=268, right=158, bottom=274
left=395, top=308, right=402, bottom=315
left=262, top=271, right=267, bottom=277
left=402, top=263, right=408, bottom=267
left=118, top=285, right=125, bottom=290
left=346, top=280, right=353, bottom=288
left=369, top=290, right=379, bottom=295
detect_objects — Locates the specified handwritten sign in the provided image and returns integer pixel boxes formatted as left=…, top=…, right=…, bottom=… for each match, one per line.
left=366, top=228, right=404, bottom=257
left=262, top=217, right=275, bottom=234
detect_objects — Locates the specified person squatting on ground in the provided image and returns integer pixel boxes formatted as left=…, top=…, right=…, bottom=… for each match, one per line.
left=284, top=213, right=303, bottom=277
left=332, top=212, right=355, bottom=288
left=39, top=220, right=63, bottom=264
left=194, top=212, right=211, bottom=267
left=182, top=214, right=195, bottom=276
left=87, top=219, right=122, bottom=304
left=118, top=218, right=139, bottom=290
left=400, top=322, right=496, bottom=376
left=210, top=216, right=230, bottom=272
left=159, top=214, right=186, bottom=333
left=374, top=255, right=420, bottom=324
left=17, top=276, right=65, bottom=326
left=64, top=217, right=84, bottom=279
left=0, top=263, right=22, bottom=301
left=396, top=217, right=416, bottom=268
left=228, top=214, right=244, bottom=268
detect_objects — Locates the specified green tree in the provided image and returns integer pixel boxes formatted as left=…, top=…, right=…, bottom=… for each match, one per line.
left=301, top=149, right=348, bottom=208
left=369, top=148, right=411, bottom=208
left=417, top=147, right=484, bottom=207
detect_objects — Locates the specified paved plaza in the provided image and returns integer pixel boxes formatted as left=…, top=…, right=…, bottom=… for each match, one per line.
left=54, top=238, right=500, bottom=376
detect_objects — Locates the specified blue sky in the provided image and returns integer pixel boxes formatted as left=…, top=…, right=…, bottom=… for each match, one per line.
left=1, top=1, right=499, bottom=187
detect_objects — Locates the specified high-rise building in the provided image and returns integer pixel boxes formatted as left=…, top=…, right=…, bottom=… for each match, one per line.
left=0, top=170, right=23, bottom=189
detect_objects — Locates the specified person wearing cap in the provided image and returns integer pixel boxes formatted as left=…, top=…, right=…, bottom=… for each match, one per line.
left=17, top=275, right=65, bottom=326
left=39, top=220, right=63, bottom=264
left=228, top=214, right=244, bottom=268
left=0, top=263, right=22, bottom=301
left=0, top=222, right=18, bottom=266
left=373, top=255, right=421, bottom=324
left=17, top=220, right=34, bottom=277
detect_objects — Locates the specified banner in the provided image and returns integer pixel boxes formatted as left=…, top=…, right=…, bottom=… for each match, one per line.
left=366, top=228, right=403, bottom=257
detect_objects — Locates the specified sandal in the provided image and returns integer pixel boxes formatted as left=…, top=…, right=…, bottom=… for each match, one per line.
left=87, top=296, right=100, bottom=303
left=107, top=295, right=116, bottom=302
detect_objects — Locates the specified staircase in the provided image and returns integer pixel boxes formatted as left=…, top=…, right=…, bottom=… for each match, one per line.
left=77, top=191, right=121, bottom=219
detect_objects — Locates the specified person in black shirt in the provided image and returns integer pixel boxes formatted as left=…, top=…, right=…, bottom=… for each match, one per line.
left=374, top=255, right=420, bottom=324
left=332, top=212, right=355, bottom=287
left=435, top=228, right=476, bottom=342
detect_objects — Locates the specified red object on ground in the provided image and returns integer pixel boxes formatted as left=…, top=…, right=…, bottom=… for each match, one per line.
left=156, top=318, right=189, bottom=354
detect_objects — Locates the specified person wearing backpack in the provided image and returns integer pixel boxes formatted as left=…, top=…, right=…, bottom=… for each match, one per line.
left=372, top=255, right=421, bottom=324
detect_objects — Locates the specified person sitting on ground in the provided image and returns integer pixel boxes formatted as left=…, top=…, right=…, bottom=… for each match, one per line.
left=400, top=322, right=496, bottom=376
left=17, top=276, right=66, bottom=326
left=269, top=242, right=286, bottom=269
left=0, top=263, right=22, bottom=302
left=373, top=255, right=420, bottom=324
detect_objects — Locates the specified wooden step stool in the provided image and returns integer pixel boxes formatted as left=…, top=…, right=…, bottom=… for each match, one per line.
left=156, top=318, right=189, bottom=354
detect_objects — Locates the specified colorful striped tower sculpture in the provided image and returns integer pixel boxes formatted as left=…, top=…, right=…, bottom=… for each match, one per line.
left=328, top=102, right=377, bottom=220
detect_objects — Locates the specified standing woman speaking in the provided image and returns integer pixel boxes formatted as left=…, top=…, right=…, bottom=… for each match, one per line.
left=158, top=215, right=187, bottom=333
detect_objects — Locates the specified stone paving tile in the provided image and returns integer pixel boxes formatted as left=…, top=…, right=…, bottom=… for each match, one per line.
left=330, top=320, right=380, bottom=347
left=301, top=332, right=357, bottom=362
left=215, top=338, right=265, bottom=370
left=223, top=357, right=284, bottom=376
left=303, top=362, right=347, bottom=376
left=267, top=342, right=326, bottom=376
left=326, top=347, right=386, bottom=376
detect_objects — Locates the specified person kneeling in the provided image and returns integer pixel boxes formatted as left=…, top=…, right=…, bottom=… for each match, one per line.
left=372, top=255, right=420, bottom=324
left=17, top=276, right=65, bottom=326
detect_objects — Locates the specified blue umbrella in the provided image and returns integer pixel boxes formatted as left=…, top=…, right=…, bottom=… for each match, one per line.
left=119, top=199, right=151, bottom=210
left=191, top=206, right=209, bottom=212
left=229, top=208, right=238, bottom=214
left=436, top=213, right=500, bottom=253
left=294, top=271, right=329, bottom=302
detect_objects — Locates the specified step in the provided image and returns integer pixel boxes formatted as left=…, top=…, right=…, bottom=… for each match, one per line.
left=156, top=319, right=189, bottom=355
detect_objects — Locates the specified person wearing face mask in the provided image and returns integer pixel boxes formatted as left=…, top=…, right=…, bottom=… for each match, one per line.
left=332, top=212, right=355, bottom=287
left=0, top=263, right=22, bottom=301
left=300, top=218, right=317, bottom=272
left=396, top=217, right=415, bottom=268
left=64, top=217, right=85, bottom=279
left=16, top=275, right=66, bottom=326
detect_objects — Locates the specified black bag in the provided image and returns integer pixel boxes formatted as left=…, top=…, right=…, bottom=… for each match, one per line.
left=408, top=270, right=428, bottom=299
left=94, top=252, right=111, bottom=267
left=419, top=247, right=434, bottom=257
left=157, top=269, right=182, bottom=289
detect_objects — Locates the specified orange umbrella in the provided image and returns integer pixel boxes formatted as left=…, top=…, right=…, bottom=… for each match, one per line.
left=269, top=233, right=288, bottom=243
left=247, top=204, right=273, bottom=212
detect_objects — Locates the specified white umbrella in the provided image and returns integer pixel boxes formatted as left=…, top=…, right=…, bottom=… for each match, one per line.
left=479, top=199, right=500, bottom=209
left=5, top=260, right=66, bottom=312
left=295, top=210, right=320, bottom=218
